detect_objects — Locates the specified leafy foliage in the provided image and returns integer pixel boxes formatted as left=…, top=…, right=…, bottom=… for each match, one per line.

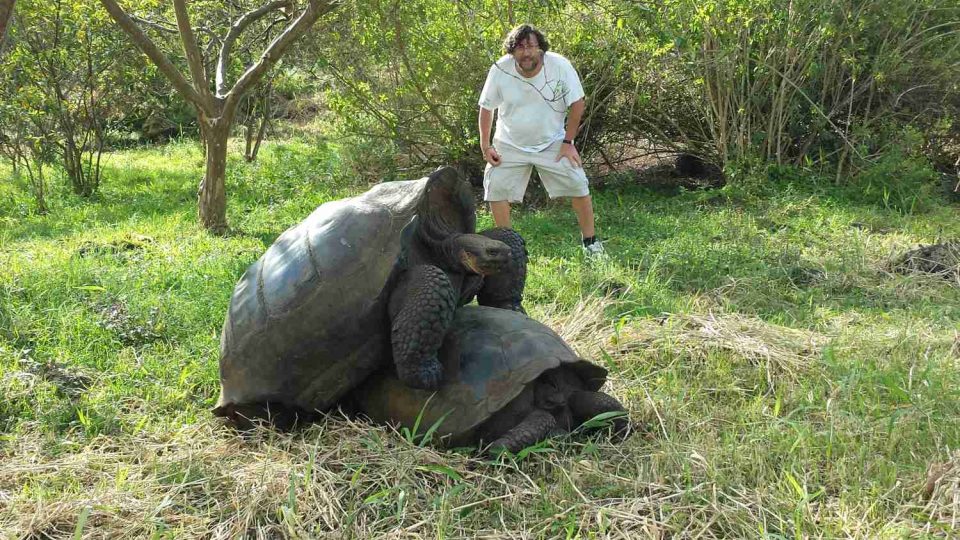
left=4, top=0, right=956, bottom=207
left=0, top=0, right=137, bottom=199
left=317, top=0, right=959, bottom=187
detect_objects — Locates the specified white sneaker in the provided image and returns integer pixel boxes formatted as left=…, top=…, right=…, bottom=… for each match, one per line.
left=582, top=240, right=607, bottom=260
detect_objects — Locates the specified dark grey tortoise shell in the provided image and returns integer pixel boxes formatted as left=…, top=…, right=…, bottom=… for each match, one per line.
left=216, top=178, right=428, bottom=417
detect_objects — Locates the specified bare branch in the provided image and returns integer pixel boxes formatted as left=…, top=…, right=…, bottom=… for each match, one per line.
left=254, top=16, right=290, bottom=45
left=217, top=0, right=290, bottom=97
left=130, top=14, right=178, bottom=34
left=131, top=13, right=220, bottom=46
left=99, top=0, right=209, bottom=112
left=389, top=5, right=457, bottom=138
left=173, top=0, right=212, bottom=108
left=223, top=0, right=335, bottom=114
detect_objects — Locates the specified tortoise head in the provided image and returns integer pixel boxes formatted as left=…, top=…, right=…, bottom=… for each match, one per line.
left=456, top=233, right=511, bottom=275
left=533, top=368, right=583, bottom=410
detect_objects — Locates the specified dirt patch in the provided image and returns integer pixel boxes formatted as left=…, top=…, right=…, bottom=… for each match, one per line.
left=77, top=233, right=155, bottom=258
left=891, top=242, right=960, bottom=280
left=14, top=353, right=92, bottom=399
left=594, top=152, right=725, bottom=194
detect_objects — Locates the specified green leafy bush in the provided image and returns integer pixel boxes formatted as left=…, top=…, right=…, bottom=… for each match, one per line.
left=316, top=0, right=959, bottom=189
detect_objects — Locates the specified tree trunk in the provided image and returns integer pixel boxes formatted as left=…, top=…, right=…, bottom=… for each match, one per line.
left=243, top=81, right=271, bottom=163
left=248, top=111, right=268, bottom=162
left=20, top=148, right=48, bottom=214
left=243, top=104, right=255, bottom=161
left=198, top=119, right=229, bottom=234
left=0, top=0, right=15, bottom=49
left=63, top=136, right=84, bottom=195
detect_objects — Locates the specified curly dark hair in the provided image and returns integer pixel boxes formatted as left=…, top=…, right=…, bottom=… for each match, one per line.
left=502, top=24, right=550, bottom=54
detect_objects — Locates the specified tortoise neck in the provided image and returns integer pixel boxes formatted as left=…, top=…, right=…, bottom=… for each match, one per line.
left=413, top=175, right=476, bottom=272
left=418, top=225, right=466, bottom=271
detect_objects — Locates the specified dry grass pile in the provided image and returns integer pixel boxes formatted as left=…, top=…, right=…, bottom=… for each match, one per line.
left=2, top=417, right=687, bottom=538
left=608, top=311, right=828, bottom=384
left=531, top=294, right=617, bottom=354
left=6, top=418, right=953, bottom=538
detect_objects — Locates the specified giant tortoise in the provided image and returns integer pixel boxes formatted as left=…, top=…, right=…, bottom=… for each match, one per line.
left=349, top=305, right=628, bottom=453
left=214, top=167, right=527, bottom=428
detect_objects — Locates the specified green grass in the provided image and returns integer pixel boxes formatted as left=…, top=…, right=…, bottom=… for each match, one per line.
left=2, top=139, right=959, bottom=538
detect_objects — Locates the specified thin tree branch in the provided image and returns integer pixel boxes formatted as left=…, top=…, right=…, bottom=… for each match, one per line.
left=99, top=0, right=209, bottom=112
left=173, top=0, right=213, bottom=108
left=130, top=14, right=178, bottom=34
left=389, top=2, right=457, bottom=137
left=223, top=0, right=334, bottom=115
left=238, top=15, right=289, bottom=60
left=131, top=13, right=220, bottom=45
left=217, top=0, right=290, bottom=97
left=133, top=12, right=223, bottom=72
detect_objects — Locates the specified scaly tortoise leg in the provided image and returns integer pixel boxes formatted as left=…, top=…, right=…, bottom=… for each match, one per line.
left=477, top=227, right=528, bottom=313
left=487, top=408, right=556, bottom=454
left=389, top=264, right=457, bottom=390
left=569, top=391, right=629, bottom=434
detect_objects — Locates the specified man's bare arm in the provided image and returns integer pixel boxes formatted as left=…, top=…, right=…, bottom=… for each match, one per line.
left=479, top=107, right=501, bottom=165
left=479, top=107, right=495, bottom=150
left=556, top=98, right=585, bottom=167
left=565, top=98, right=585, bottom=142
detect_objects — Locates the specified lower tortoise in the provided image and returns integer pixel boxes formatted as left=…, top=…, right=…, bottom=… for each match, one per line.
left=348, top=305, right=628, bottom=453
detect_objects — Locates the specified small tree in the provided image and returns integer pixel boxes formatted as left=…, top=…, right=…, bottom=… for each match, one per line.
left=0, top=87, right=57, bottom=213
left=18, top=0, right=114, bottom=197
left=1, top=0, right=127, bottom=204
left=240, top=78, right=273, bottom=162
left=99, top=0, right=335, bottom=233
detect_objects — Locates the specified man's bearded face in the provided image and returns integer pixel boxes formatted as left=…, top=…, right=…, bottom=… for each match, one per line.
left=513, top=35, right=542, bottom=75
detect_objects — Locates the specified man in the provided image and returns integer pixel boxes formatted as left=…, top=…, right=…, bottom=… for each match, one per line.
left=478, top=23, right=605, bottom=258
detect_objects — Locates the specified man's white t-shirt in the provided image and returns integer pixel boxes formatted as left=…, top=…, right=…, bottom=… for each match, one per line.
left=478, top=51, right=585, bottom=153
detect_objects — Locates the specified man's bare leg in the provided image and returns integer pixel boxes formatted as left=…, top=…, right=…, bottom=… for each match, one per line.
left=490, top=200, right=512, bottom=228
left=571, top=195, right=596, bottom=238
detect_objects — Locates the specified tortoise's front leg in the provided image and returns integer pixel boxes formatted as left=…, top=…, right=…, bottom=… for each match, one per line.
left=477, top=228, right=528, bottom=313
left=389, top=264, right=457, bottom=390
left=569, top=391, right=629, bottom=434
left=487, top=408, right=557, bottom=455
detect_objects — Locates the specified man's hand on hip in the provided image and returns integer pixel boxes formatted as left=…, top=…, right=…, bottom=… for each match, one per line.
left=555, top=142, right=582, bottom=168
left=483, top=146, right=502, bottom=167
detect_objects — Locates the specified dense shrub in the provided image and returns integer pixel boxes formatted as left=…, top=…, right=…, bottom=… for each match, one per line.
left=0, top=0, right=133, bottom=200
left=316, top=0, right=959, bottom=188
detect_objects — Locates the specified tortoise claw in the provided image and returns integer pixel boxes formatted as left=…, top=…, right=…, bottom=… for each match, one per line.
left=397, top=356, right=444, bottom=390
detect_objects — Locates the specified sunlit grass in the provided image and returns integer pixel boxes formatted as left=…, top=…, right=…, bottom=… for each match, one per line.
left=2, top=139, right=959, bottom=537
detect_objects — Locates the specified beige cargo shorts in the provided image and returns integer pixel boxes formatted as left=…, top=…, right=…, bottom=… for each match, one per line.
left=483, top=140, right=590, bottom=202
